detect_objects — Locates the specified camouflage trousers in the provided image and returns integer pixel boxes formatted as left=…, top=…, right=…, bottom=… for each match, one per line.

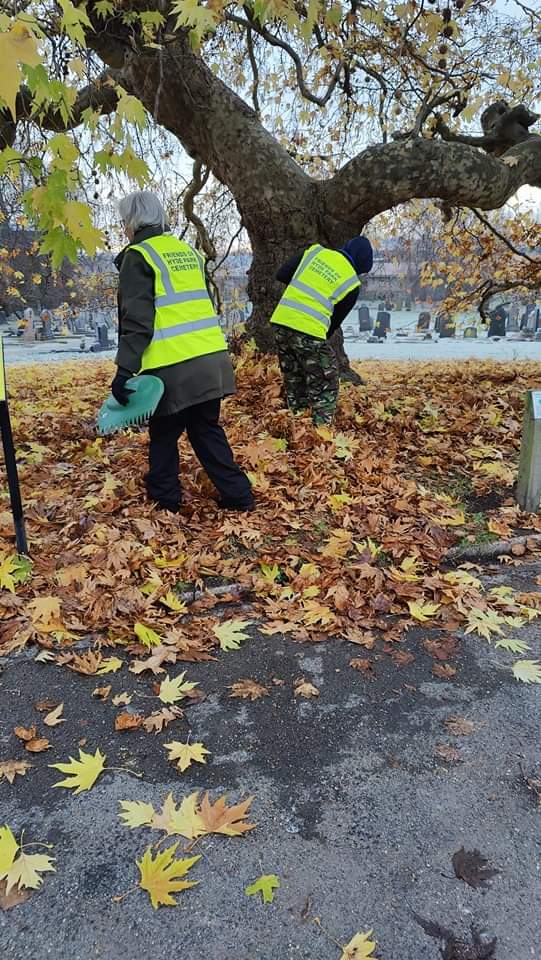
left=274, top=326, right=339, bottom=424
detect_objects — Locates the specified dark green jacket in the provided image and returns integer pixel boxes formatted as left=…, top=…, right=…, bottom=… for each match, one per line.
left=115, top=225, right=236, bottom=417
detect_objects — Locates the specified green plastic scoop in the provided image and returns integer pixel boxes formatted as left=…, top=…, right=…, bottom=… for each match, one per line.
left=97, top=375, right=164, bottom=435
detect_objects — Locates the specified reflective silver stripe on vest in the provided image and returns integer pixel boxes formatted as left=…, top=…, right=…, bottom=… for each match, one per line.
left=332, top=275, right=359, bottom=302
left=280, top=298, right=330, bottom=329
left=293, top=244, right=324, bottom=280
left=151, top=316, right=221, bottom=342
left=137, top=240, right=175, bottom=297
left=155, top=290, right=209, bottom=309
left=289, top=278, right=333, bottom=313
left=137, top=240, right=207, bottom=303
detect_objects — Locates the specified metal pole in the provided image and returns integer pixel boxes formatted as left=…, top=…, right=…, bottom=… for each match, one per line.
left=516, top=390, right=541, bottom=514
left=0, top=337, right=28, bottom=554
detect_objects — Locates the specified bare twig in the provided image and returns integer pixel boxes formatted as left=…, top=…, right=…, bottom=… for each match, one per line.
left=246, top=26, right=260, bottom=116
left=225, top=11, right=343, bottom=107
left=183, top=157, right=216, bottom=261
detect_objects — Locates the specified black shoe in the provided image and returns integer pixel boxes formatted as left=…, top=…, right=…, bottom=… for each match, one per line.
left=218, top=498, right=255, bottom=512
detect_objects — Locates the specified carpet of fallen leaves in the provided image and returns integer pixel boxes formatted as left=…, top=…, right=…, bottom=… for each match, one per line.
left=2, top=352, right=541, bottom=673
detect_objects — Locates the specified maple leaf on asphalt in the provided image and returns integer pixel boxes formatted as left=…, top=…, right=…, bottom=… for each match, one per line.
left=432, top=663, right=457, bottom=679
left=115, top=712, right=144, bottom=731
left=149, top=792, right=206, bottom=839
left=24, top=737, right=50, bottom=753
left=443, top=716, right=476, bottom=736
left=245, top=873, right=280, bottom=904
left=495, top=638, right=530, bottom=655
left=451, top=847, right=500, bottom=889
left=434, top=744, right=460, bottom=763
left=4, top=851, right=56, bottom=894
left=43, top=703, right=65, bottom=727
left=0, top=877, right=31, bottom=910
left=118, top=800, right=156, bottom=829
left=164, top=741, right=210, bottom=773
left=0, top=826, right=19, bottom=876
left=142, top=706, right=183, bottom=733
left=0, top=760, right=31, bottom=784
left=137, top=843, right=201, bottom=909
left=129, top=645, right=177, bottom=676
left=340, top=930, right=378, bottom=959
left=512, top=659, right=541, bottom=684
left=212, top=619, right=253, bottom=651
left=294, top=679, right=320, bottom=698
left=158, top=672, right=198, bottom=704
left=112, top=693, right=132, bottom=706
left=228, top=679, right=269, bottom=700
left=199, top=792, right=256, bottom=836
left=464, top=607, right=505, bottom=641
left=50, top=748, right=106, bottom=794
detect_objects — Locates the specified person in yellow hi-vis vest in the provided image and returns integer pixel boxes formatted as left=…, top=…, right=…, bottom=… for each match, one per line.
left=112, top=191, right=253, bottom=514
left=271, top=237, right=373, bottom=424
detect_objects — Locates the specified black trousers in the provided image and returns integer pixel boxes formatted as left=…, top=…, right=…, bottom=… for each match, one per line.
left=146, top=399, right=253, bottom=511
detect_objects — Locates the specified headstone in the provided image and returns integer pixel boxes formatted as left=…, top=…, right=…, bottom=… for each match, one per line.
left=404, top=299, right=412, bottom=311
left=22, top=308, right=35, bottom=342
left=40, top=310, right=53, bottom=339
left=374, top=310, right=390, bottom=339
left=439, top=317, right=456, bottom=339
left=464, top=326, right=477, bottom=339
left=507, top=311, right=519, bottom=332
left=488, top=308, right=507, bottom=338
left=98, top=324, right=111, bottom=349
left=516, top=391, right=541, bottom=511
left=358, top=305, right=372, bottom=332
left=416, top=311, right=431, bottom=332
left=384, top=300, right=393, bottom=312
left=378, top=302, right=385, bottom=312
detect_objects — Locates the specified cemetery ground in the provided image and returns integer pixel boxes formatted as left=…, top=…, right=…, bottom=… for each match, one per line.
left=1, top=354, right=541, bottom=959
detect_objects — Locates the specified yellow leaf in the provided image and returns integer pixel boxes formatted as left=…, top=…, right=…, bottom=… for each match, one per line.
left=407, top=600, right=440, bottom=622
left=28, top=596, right=61, bottom=628
left=212, top=619, right=252, bottom=651
left=0, top=826, right=19, bottom=877
left=95, top=656, right=123, bottom=675
left=340, top=929, right=378, bottom=959
left=158, top=672, right=198, bottom=704
left=134, top=622, right=163, bottom=648
left=5, top=851, right=55, bottom=893
left=0, top=556, right=17, bottom=593
left=50, top=748, right=106, bottom=794
left=164, top=741, right=210, bottom=773
left=245, top=873, right=280, bottom=904
left=152, top=792, right=206, bottom=839
left=259, top=562, right=281, bottom=582
left=464, top=607, right=506, bottom=641
left=118, top=800, right=156, bottom=829
left=154, top=553, right=187, bottom=569
left=137, top=843, right=200, bottom=909
left=512, top=659, right=541, bottom=684
left=43, top=703, right=66, bottom=726
left=159, top=592, right=187, bottom=613
left=0, top=22, right=42, bottom=120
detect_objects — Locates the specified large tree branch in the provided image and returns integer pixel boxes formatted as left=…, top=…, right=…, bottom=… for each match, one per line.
left=321, top=136, right=541, bottom=238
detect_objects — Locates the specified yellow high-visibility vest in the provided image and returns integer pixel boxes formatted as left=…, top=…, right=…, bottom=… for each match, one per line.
left=270, top=244, right=360, bottom=340
left=129, top=235, right=227, bottom=370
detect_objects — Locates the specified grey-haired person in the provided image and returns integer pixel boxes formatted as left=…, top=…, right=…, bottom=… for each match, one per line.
left=112, top=190, right=253, bottom=513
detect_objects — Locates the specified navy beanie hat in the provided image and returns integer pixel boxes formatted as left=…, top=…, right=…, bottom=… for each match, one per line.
left=341, top=236, right=373, bottom=275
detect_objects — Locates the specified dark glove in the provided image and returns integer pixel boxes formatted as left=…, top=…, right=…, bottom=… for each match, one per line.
left=111, top=371, right=132, bottom=406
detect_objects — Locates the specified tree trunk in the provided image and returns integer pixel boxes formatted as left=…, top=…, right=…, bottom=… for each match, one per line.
left=75, top=6, right=541, bottom=378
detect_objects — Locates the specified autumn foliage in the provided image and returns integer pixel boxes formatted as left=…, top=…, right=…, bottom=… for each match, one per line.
left=1, top=351, right=541, bottom=672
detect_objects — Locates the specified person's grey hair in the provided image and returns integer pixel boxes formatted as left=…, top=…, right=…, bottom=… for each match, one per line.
left=118, top=190, right=166, bottom=235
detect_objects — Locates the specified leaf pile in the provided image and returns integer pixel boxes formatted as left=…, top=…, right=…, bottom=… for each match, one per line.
left=1, top=357, right=540, bottom=685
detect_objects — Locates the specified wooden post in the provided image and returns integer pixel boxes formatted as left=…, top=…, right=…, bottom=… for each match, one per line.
left=516, top=391, right=541, bottom=513
left=0, top=337, right=28, bottom=554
